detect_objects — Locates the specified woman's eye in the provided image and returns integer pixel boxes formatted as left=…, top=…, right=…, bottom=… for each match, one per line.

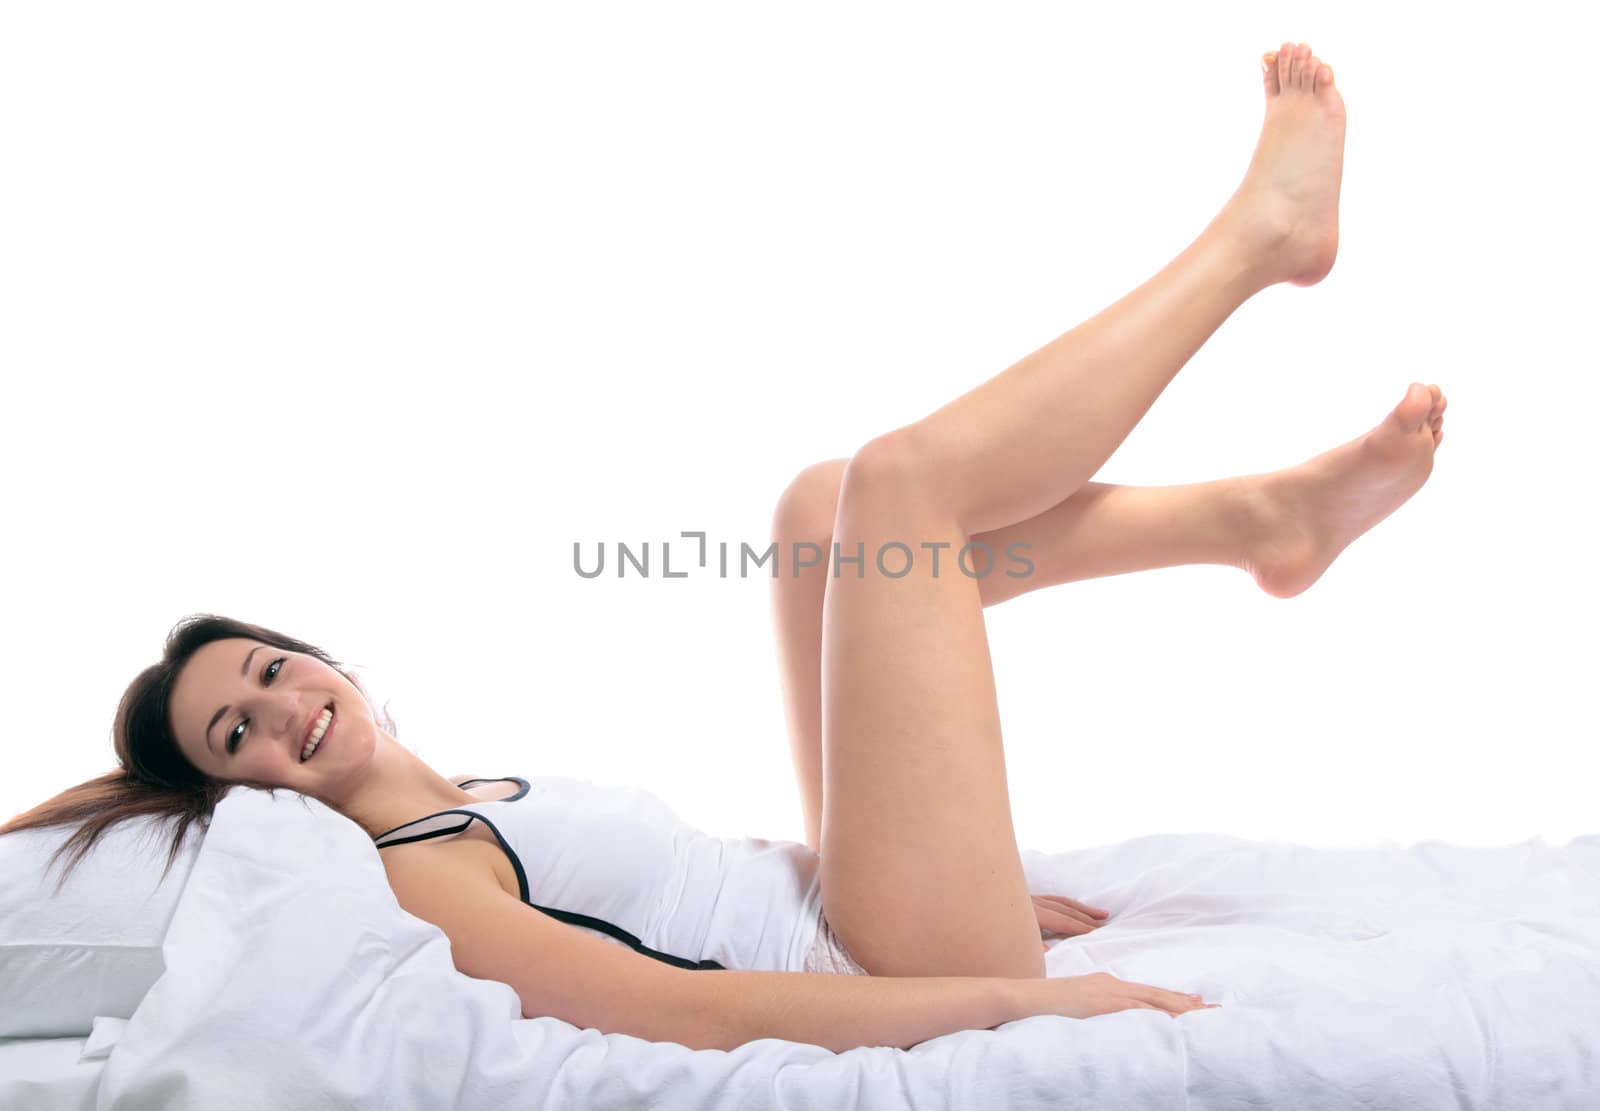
left=226, top=657, right=287, bottom=755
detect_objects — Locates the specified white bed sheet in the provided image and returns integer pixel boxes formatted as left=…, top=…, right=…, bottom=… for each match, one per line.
left=89, top=786, right=1600, bottom=1110
left=0, top=1020, right=120, bottom=1111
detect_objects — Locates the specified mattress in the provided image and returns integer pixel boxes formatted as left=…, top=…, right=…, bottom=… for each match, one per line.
left=23, top=784, right=1600, bottom=1109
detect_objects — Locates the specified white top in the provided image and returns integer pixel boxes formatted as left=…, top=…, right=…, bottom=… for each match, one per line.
left=371, top=775, right=825, bottom=973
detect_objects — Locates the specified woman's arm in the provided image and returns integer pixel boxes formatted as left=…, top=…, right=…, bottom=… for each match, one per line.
left=381, top=840, right=1208, bottom=1053
left=674, top=968, right=1208, bottom=1052
left=673, top=969, right=1017, bottom=1052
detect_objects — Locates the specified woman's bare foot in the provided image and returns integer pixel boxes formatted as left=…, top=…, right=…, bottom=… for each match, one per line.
left=1240, top=383, right=1448, bottom=598
left=1219, top=41, right=1347, bottom=288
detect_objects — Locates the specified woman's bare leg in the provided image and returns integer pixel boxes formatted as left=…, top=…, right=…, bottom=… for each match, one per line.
left=818, top=43, right=1351, bottom=979
left=890, top=50, right=1344, bottom=539
left=772, top=383, right=1447, bottom=852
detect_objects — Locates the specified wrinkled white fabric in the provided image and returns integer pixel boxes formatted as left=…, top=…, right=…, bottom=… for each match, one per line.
left=91, top=784, right=1600, bottom=1110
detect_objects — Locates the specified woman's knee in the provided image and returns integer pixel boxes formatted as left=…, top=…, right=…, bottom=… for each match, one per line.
left=838, top=429, right=949, bottom=517
left=772, top=458, right=849, bottom=543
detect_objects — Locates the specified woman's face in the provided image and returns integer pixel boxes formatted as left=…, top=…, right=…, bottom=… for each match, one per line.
left=168, top=637, right=375, bottom=791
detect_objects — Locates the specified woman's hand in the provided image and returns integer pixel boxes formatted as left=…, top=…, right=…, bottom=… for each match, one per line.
left=1032, top=972, right=1219, bottom=1020
left=1033, top=894, right=1110, bottom=950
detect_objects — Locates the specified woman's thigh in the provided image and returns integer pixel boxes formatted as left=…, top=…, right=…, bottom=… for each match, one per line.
left=817, top=435, right=1043, bottom=980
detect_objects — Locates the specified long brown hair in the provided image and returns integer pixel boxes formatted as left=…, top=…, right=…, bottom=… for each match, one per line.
left=0, top=614, right=398, bottom=896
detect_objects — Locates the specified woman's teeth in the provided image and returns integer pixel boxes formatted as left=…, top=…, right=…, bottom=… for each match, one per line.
left=301, top=707, right=333, bottom=762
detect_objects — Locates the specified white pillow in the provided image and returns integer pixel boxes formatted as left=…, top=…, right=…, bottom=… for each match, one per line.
left=0, top=811, right=205, bottom=1038
left=95, top=782, right=543, bottom=1106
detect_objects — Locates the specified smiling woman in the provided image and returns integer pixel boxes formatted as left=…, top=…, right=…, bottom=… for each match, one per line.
left=0, top=614, right=406, bottom=892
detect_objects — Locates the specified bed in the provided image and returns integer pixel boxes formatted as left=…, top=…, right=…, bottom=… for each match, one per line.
left=3, top=777, right=1597, bottom=1110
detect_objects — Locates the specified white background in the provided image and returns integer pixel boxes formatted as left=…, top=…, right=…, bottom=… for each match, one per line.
left=3, top=2, right=1594, bottom=854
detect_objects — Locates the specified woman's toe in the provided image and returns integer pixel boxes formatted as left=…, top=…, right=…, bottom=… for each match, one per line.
left=1307, top=55, right=1325, bottom=92
left=1262, top=52, right=1281, bottom=95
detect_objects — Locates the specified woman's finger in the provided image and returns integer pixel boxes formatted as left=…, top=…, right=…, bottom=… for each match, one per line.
left=1033, top=895, right=1100, bottom=921
left=1034, top=905, right=1099, bottom=936
left=1033, top=898, right=1103, bottom=933
left=1036, top=894, right=1111, bottom=919
left=1039, top=916, right=1094, bottom=938
left=1132, top=984, right=1201, bottom=1012
left=1062, top=896, right=1111, bottom=919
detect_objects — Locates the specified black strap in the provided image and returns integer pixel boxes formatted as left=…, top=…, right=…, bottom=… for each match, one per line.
left=376, top=802, right=725, bottom=972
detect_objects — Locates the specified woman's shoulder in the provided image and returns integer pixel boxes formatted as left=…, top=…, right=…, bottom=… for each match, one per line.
left=379, top=833, right=520, bottom=902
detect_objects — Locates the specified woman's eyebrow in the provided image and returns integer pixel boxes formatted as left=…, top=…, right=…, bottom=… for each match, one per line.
left=205, top=644, right=264, bottom=755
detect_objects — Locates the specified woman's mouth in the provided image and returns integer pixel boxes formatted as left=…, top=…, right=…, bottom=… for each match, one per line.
left=301, top=705, right=334, bottom=762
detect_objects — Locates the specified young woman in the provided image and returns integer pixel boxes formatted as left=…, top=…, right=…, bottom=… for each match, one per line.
left=7, top=42, right=1447, bottom=1054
